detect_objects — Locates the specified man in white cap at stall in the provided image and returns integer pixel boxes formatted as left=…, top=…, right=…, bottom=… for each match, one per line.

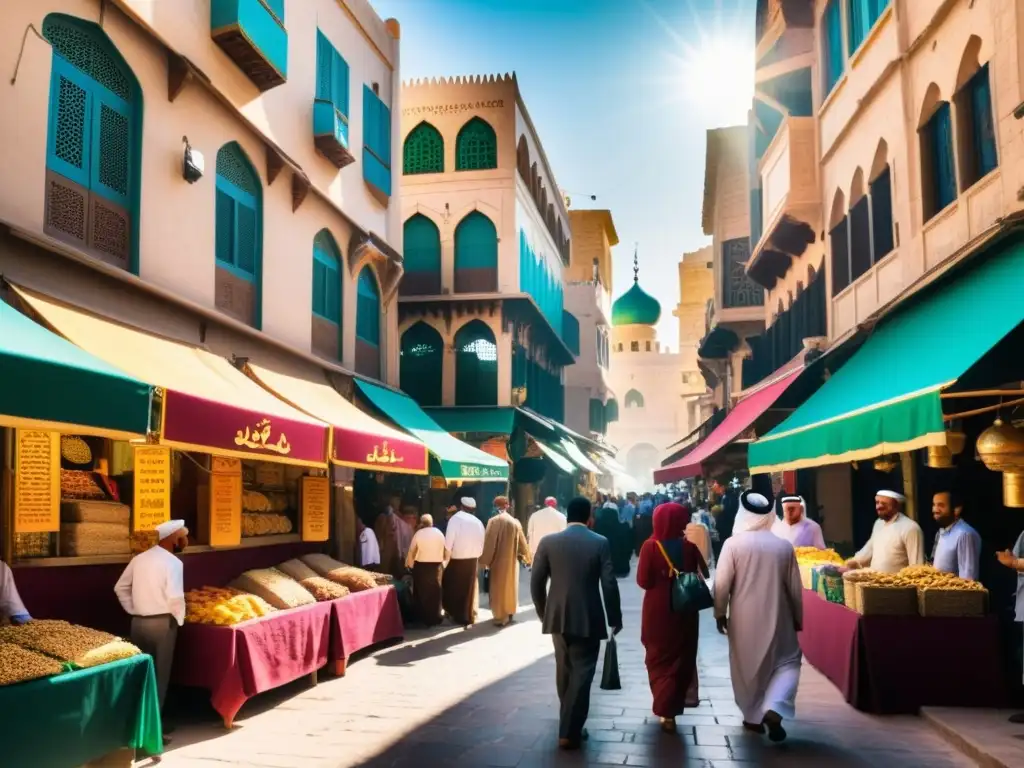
left=528, top=496, right=568, bottom=561
left=114, top=519, right=188, bottom=741
left=772, top=495, right=826, bottom=550
left=714, top=490, right=803, bottom=743
left=844, top=490, right=924, bottom=574
left=442, top=498, right=486, bottom=628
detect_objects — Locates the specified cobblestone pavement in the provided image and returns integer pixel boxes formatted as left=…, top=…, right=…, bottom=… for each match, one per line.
left=157, top=567, right=976, bottom=767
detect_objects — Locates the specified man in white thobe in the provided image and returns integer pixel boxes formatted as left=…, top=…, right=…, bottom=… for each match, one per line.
left=442, top=498, right=486, bottom=627
left=528, top=496, right=568, bottom=561
left=714, top=491, right=803, bottom=743
left=844, top=490, right=924, bottom=573
left=114, top=519, right=188, bottom=743
left=772, top=495, right=826, bottom=549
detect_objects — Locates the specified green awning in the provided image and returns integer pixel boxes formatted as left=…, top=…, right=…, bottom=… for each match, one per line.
left=558, top=437, right=602, bottom=474
left=530, top=435, right=576, bottom=474
left=356, top=381, right=509, bottom=482
left=0, top=297, right=151, bottom=438
left=749, top=240, right=1024, bottom=473
left=424, top=406, right=517, bottom=435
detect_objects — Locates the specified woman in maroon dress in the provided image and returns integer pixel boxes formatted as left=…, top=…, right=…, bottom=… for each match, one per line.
left=637, top=502, right=708, bottom=732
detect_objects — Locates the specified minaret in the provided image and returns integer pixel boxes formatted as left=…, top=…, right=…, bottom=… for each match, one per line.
left=632, top=244, right=639, bottom=284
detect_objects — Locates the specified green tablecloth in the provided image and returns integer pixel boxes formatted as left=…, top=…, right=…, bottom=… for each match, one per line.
left=0, top=654, right=162, bottom=768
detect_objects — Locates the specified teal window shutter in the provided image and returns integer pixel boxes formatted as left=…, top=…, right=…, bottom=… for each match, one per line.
left=400, top=322, right=444, bottom=407
left=315, top=30, right=332, bottom=102
left=362, top=85, right=391, bottom=196
left=47, top=55, right=93, bottom=188
left=822, top=0, right=844, bottom=96
left=454, top=212, right=498, bottom=269
left=455, top=117, right=497, bottom=170
left=312, top=230, right=341, bottom=324
left=403, top=214, right=441, bottom=274
left=969, top=64, right=998, bottom=179
left=356, top=267, right=380, bottom=345
left=403, top=122, right=443, bottom=174
left=215, top=143, right=261, bottom=283
left=926, top=103, right=957, bottom=214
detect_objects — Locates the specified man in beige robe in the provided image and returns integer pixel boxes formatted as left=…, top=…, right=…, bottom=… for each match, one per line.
left=480, top=496, right=531, bottom=627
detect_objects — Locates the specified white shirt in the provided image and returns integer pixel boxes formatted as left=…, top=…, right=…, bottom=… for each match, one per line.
left=405, top=527, right=448, bottom=568
left=359, top=528, right=381, bottom=566
left=851, top=512, right=925, bottom=574
left=527, top=507, right=567, bottom=559
left=114, top=546, right=186, bottom=626
left=444, top=511, right=486, bottom=560
left=0, top=561, right=29, bottom=621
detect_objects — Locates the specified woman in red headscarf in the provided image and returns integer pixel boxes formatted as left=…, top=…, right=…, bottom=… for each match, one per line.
left=637, top=502, right=708, bottom=732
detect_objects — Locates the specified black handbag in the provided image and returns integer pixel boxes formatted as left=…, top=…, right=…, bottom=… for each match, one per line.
left=656, top=540, right=713, bottom=613
left=482, top=569, right=490, bottom=593
left=600, top=636, right=621, bottom=690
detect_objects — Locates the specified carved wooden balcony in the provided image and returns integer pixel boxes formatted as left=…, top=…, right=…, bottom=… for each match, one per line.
left=211, top=0, right=288, bottom=91
left=313, top=100, right=355, bottom=169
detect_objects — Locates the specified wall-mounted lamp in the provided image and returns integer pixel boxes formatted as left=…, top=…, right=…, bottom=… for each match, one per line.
left=182, top=136, right=204, bottom=184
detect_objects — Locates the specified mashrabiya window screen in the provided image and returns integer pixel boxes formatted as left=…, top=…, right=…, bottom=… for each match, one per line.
left=312, top=231, right=342, bottom=323
left=356, top=268, right=380, bottom=344
left=403, top=122, right=444, bottom=174
left=215, top=144, right=260, bottom=281
left=455, top=118, right=497, bottom=171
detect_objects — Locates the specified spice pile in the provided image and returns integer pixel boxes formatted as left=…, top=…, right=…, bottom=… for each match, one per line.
left=0, top=620, right=141, bottom=686
left=184, top=587, right=277, bottom=626
left=795, top=547, right=845, bottom=566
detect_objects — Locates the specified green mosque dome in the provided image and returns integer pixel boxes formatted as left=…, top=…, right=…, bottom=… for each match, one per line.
left=611, top=251, right=661, bottom=326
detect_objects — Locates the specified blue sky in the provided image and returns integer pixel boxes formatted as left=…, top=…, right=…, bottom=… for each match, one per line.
left=371, top=0, right=755, bottom=350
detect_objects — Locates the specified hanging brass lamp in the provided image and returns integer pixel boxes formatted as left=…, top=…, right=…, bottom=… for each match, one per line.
left=976, top=418, right=1024, bottom=507
left=873, top=454, right=900, bottom=473
left=926, top=430, right=967, bottom=469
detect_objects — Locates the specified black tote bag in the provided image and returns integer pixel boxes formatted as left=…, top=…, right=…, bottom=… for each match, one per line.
left=600, top=636, right=621, bottom=690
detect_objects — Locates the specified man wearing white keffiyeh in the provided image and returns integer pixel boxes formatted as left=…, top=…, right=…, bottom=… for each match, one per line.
left=713, top=491, right=803, bottom=743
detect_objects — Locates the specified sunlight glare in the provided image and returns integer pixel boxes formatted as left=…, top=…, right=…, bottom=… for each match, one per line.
left=679, top=35, right=755, bottom=127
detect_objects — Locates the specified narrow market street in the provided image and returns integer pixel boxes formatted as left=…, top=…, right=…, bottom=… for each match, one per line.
left=156, top=570, right=974, bottom=768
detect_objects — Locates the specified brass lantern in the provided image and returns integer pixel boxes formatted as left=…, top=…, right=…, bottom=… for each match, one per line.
left=976, top=419, right=1024, bottom=507
left=926, top=430, right=966, bottom=469
left=873, top=454, right=900, bottom=473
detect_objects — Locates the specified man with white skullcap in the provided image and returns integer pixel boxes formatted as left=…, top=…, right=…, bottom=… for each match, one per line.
left=772, top=495, right=826, bottom=549
left=442, top=497, right=486, bottom=627
left=527, top=496, right=568, bottom=561
left=114, top=519, right=189, bottom=741
left=714, top=490, right=803, bottom=743
left=844, top=490, right=924, bottom=573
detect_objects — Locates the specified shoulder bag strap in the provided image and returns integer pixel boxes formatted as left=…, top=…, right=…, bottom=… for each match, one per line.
left=654, top=540, right=680, bottom=577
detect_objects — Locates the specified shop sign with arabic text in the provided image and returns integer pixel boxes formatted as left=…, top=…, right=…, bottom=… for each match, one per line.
left=161, top=390, right=328, bottom=465
left=332, top=428, right=428, bottom=474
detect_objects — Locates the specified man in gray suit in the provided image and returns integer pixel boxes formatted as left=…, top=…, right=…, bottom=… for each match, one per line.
left=531, top=496, right=623, bottom=750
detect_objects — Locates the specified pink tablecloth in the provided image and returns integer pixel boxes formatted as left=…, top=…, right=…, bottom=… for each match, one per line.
left=173, top=600, right=332, bottom=725
left=330, top=586, right=404, bottom=662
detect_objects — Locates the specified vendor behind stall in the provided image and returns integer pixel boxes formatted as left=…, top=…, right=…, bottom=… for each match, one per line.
left=931, top=490, right=981, bottom=581
left=0, top=560, right=31, bottom=625
left=114, top=519, right=188, bottom=737
left=772, top=495, right=826, bottom=549
left=844, top=490, right=924, bottom=573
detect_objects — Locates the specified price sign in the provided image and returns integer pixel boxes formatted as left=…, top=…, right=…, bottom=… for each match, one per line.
left=14, top=431, right=60, bottom=533
left=132, top=446, right=171, bottom=532
left=301, top=476, right=330, bottom=542
left=209, top=458, right=242, bottom=547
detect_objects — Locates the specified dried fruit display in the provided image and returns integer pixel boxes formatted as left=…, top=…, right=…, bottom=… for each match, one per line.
left=301, top=554, right=378, bottom=593
left=298, top=576, right=350, bottom=602
left=896, top=564, right=986, bottom=591
left=0, top=642, right=65, bottom=686
left=795, top=547, right=845, bottom=566
left=241, top=513, right=293, bottom=537
left=185, top=587, right=277, bottom=626
left=0, top=620, right=140, bottom=668
left=59, top=469, right=106, bottom=501
left=277, top=558, right=319, bottom=582
left=228, top=568, right=316, bottom=610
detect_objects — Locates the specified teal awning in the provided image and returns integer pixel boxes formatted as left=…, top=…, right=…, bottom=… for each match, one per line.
left=0, top=298, right=151, bottom=438
left=356, top=381, right=509, bottom=482
left=530, top=435, right=576, bottom=474
left=424, top=406, right=517, bottom=435
left=749, top=240, right=1024, bottom=473
left=558, top=437, right=602, bottom=474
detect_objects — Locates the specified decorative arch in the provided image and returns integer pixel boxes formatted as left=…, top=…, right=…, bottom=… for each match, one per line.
left=355, top=266, right=381, bottom=379
left=869, top=140, right=895, bottom=263
left=829, top=188, right=850, bottom=297
left=400, top=321, right=443, bottom=406
left=919, top=82, right=957, bottom=220
left=214, top=142, right=263, bottom=327
left=312, top=228, right=342, bottom=359
left=624, top=442, right=660, bottom=489
left=849, top=167, right=866, bottom=205
left=516, top=135, right=530, bottom=179
left=869, top=139, right=890, bottom=182
left=624, top=389, right=644, bottom=409
left=954, top=35, right=997, bottom=189
left=42, top=13, right=142, bottom=272
left=455, top=117, right=497, bottom=170
left=454, top=211, right=498, bottom=293
left=454, top=319, right=498, bottom=406
left=401, top=213, right=441, bottom=296
left=918, top=83, right=944, bottom=128
left=403, top=121, right=444, bottom=175
left=605, top=398, right=620, bottom=424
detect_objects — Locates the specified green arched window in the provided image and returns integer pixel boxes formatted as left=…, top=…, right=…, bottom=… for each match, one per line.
left=401, top=214, right=441, bottom=296
left=455, top=320, right=498, bottom=406
left=311, top=229, right=342, bottom=359
left=355, top=267, right=381, bottom=379
left=454, top=211, right=498, bottom=293
left=455, top=117, right=497, bottom=171
left=589, top=399, right=607, bottom=434
left=400, top=322, right=443, bottom=407
left=605, top=398, right=620, bottom=423
left=43, top=14, right=141, bottom=271
left=215, top=142, right=262, bottom=327
left=403, top=122, right=443, bottom=175
left=625, top=389, right=644, bottom=409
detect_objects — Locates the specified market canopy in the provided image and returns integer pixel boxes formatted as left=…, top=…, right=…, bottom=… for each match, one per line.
left=529, top=435, right=576, bottom=474
left=654, top=367, right=803, bottom=483
left=14, top=285, right=329, bottom=467
left=425, top=407, right=518, bottom=435
left=749, top=241, right=1024, bottom=473
left=355, top=380, right=508, bottom=482
left=0, top=296, right=151, bottom=439
left=245, top=363, right=428, bottom=474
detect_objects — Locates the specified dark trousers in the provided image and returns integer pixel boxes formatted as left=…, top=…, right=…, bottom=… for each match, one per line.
left=131, top=614, right=178, bottom=709
left=552, top=633, right=600, bottom=740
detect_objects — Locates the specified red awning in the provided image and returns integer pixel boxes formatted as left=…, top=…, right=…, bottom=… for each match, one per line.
left=654, top=368, right=803, bottom=483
